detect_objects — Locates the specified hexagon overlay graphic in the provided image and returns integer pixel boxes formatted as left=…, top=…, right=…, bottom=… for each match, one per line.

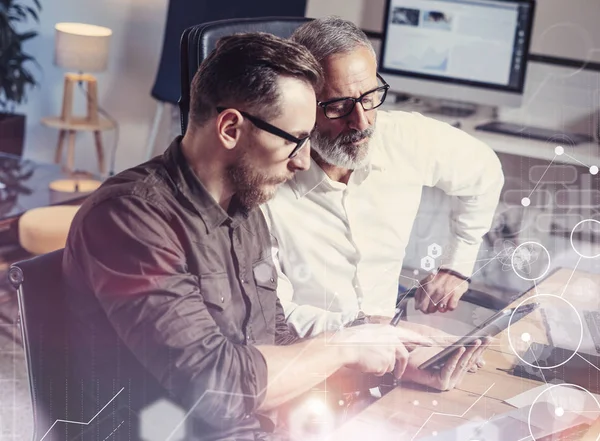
left=421, top=256, right=435, bottom=271
left=427, top=243, right=442, bottom=259
left=140, top=399, right=186, bottom=441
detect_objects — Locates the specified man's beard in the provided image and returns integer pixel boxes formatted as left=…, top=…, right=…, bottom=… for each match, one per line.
left=310, top=123, right=375, bottom=170
left=227, top=148, right=290, bottom=210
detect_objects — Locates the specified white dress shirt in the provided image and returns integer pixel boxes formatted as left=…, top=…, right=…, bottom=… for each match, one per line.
left=262, top=111, right=504, bottom=337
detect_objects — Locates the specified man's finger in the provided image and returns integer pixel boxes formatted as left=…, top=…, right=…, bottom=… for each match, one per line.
left=414, top=286, right=426, bottom=312
left=430, top=290, right=448, bottom=313
left=439, top=346, right=465, bottom=387
left=427, top=299, right=439, bottom=314
left=393, top=327, right=434, bottom=346
left=469, top=338, right=491, bottom=370
left=447, top=290, right=463, bottom=311
left=420, top=292, right=433, bottom=314
left=451, top=341, right=481, bottom=389
left=451, top=341, right=481, bottom=386
left=394, top=344, right=409, bottom=379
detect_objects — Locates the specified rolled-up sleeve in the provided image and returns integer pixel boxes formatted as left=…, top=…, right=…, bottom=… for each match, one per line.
left=66, top=195, right=268, bottom=428
left=415, top=113, right=505, bottom=276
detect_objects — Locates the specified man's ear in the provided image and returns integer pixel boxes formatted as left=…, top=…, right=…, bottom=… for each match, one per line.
left=216, top=109, right=243, bottom=151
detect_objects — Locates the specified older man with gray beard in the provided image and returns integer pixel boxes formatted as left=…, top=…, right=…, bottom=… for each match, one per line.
left=262, top=17, right=504, bottom=355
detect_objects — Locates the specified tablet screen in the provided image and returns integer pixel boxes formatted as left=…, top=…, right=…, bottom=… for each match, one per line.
left=418, top=302, right=539, bottom=370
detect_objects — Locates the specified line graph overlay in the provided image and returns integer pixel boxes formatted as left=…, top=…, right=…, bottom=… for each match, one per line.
left=408, top=383, right=496, bottom=441
left=38, top=387, right=124, bottom=441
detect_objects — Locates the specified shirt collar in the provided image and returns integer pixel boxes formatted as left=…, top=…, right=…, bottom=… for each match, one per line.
left=289, top=158, right=333, bottom=198
left=163, top=137, right=249, bottom=233
left=290, top=140, right=387, bottom=198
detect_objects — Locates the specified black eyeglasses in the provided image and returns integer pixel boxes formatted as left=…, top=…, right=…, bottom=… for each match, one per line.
left=317, top=74, right=390, bottom=119
left=216, top=107, right=310, bottom=158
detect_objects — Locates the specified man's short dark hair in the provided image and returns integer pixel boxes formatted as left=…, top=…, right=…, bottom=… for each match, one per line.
left=189, top=32, right=323, bottom=127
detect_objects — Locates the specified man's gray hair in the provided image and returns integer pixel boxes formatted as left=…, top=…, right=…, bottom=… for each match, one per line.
left=291, top=16, right=376, bottom=63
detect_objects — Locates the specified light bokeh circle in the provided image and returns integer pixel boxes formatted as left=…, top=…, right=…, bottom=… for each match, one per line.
left=507, top=294, right=583, bottom=369
left=528, top=383, right=600, bottom=441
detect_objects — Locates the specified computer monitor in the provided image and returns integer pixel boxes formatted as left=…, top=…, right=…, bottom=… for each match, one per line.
left=379, top=0, right=535, bottom=111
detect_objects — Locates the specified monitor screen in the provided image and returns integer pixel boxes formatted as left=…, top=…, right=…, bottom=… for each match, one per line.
left=379, top=0, right=535, bottom=107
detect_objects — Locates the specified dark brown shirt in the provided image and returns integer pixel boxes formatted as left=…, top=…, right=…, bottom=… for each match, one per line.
left=63, top=138, right=299, bottom=440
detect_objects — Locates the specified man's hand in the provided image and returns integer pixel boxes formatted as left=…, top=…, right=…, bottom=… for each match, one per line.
left=332, top=324, right=433, bottom=379
left=368, top=319, right=486, bottom=371
left=403, top=338, right=490, bottom=391
left=415, top=271, right=469, bottom=314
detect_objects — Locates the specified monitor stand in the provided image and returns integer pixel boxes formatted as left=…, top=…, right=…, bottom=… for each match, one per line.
left=428, top=100, right=478, bottom=118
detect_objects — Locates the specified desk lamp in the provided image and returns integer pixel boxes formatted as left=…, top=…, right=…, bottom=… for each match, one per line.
left=42, top=22, right=113, bottom=188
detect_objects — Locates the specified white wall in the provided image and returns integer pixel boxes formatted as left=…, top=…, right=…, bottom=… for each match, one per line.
left=17, top=0, right=169, bottom=173
left=530, top=0, right=600, bottom=63
left=15, top=0, right=600, bottom=173
left=307, top=0, right=600, bottom=135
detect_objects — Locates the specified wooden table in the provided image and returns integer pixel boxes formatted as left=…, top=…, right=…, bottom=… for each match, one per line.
left=331, top=267, right=600, bottom=440
left=0, top=154, right=98, bottom=245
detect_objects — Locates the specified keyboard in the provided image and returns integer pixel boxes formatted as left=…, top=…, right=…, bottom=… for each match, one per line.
left=475, top=121, right=594, bottom=145
left=584, top=310, right=600, bottom=354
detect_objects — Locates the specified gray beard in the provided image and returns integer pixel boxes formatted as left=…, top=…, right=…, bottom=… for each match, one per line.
left=310, top=125, right=375, bottom=170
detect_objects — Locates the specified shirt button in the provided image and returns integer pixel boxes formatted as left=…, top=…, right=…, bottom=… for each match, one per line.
left=220, top=296, right=225, bottom=303
left=240, top=277, right=246, bottom=283
left=270, top=277, right=275, bottom=283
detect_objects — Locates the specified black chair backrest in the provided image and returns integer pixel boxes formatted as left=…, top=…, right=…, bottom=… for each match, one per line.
left=9, top=251, right=166, bottom=441
left=152, top=1, right=307, bottom=105
left=178, top=16, right=312, bottom=134
left=9, top=250, right=66, bottom=440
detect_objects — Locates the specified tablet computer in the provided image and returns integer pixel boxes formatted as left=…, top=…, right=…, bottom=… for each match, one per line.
left=418, top=302, right=540, bottom=370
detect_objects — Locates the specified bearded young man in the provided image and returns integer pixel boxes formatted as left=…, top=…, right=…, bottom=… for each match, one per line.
left=263, top=17, right=504, bottom=341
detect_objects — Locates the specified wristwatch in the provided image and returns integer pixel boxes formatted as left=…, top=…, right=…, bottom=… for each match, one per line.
left=437, top=267, right=472, bottom=283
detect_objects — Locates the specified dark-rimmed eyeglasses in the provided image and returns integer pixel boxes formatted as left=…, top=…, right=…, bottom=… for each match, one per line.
left=317, top=74, right=390, bottom=119
left=216, top=107, right=310, bottom=158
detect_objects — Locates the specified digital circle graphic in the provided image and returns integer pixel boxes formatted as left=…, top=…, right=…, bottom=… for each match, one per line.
left=570, top=219, right=600, bottom=258
left=590, top=166, right=599, bottom=176
left=528, top=383, right=600, bottom=441
left=508, top=294, right=583, bottom=369
left=555, top=146, right=564, bottom=156
left=521, top=197, right=531, bottom=207
left=510, top=241, right=551, bottom=281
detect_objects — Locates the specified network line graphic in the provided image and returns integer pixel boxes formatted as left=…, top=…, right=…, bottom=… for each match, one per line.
left=407, top=383, right=495, bottom=440
left=38, top=387, right=124, bottom=441
left=520, top=146, right=599, bottom=210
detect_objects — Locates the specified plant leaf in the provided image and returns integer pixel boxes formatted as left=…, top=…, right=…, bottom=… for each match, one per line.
left=18, top=31, right=36, bottom=41
left=25, top=6, right=37, bottom=21
left=0, top=0, right=41, bottom=109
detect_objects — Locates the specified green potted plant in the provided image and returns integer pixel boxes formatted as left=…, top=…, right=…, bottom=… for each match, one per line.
left=0, top=0, right=42, bottom=156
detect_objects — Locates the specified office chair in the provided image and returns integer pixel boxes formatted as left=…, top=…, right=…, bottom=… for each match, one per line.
left=9, top=250, right=167, bottom=441
left=146, top=1, right=308, bottom=161
left=178, top=16, right=312, bottom=135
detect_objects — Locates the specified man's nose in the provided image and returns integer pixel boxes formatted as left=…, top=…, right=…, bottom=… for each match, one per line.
left=289, top=142, right=311, bottom=171
left=347, top=103, right=370, bottom=132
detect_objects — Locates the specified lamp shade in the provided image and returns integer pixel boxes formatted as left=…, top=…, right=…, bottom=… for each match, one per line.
left=54, top=23, right=112, bottom=72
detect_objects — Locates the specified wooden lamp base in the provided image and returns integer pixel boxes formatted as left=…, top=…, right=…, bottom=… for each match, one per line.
left=42, top=72, right=114, bottom=174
